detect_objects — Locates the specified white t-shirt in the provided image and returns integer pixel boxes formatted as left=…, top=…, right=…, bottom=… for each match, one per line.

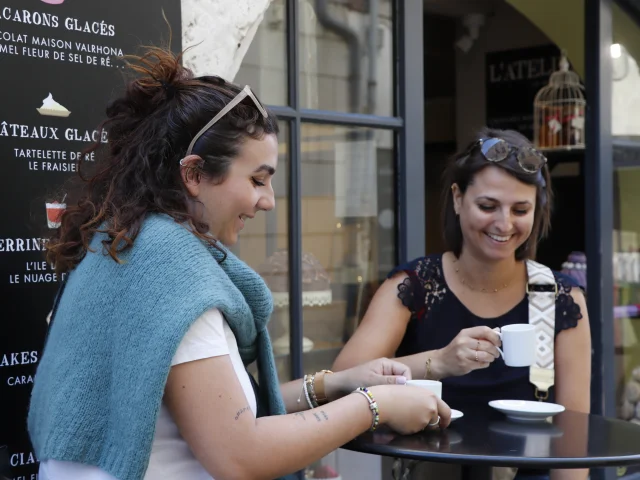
left=39, top=308, right=257, bottom=480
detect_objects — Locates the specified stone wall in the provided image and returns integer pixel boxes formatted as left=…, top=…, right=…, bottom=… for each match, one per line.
left=181, top=0, right=273, bottom=81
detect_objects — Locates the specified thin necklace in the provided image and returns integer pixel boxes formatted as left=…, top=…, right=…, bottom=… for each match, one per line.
left=453, top=259, right=511, bottom=294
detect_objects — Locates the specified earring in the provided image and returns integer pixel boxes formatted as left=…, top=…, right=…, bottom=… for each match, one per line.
left=179, top=158, right=187, bottom=166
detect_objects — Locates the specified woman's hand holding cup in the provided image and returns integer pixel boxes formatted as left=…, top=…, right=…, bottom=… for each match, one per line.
left=433, top=326, right=502, bottom=378
left=367, top=384, right=452, bottom=435
left=330, top=357, right=452, bottom=434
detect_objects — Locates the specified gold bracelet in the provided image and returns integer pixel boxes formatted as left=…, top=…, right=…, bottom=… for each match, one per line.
left=424, top=358, right=432, bottom=380
left=313, top=369, right=333, bottom=405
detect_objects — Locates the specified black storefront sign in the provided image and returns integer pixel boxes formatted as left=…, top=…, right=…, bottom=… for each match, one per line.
left=0, top=1, right=180, bottom=478
left=485, top=44, right=562, bottom=141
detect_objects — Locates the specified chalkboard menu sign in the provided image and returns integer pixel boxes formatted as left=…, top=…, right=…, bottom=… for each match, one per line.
left=0, top=1, right=180, bottom=478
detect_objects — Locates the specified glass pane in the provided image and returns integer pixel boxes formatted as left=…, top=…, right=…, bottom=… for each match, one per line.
left=299, top=0, right=395, bottom=116
left=232, top=122, right=290, bottom=382
left=612, top=7, right=640, bottom=467
left=300, top=123, right=395, bottom=480
left=299, top=123, right=395, bottom=369
left=235, top=0, right=288, bottom=105
left=424, top=0, right=588, bottom=270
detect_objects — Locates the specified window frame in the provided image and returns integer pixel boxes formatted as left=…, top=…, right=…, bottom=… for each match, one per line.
left=267, top=0, right=424, bottom=380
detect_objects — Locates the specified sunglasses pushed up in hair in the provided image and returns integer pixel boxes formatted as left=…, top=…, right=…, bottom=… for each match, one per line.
left=182, top=85, right=268, bottom=162
left=467, top=137, right=547, bottom=174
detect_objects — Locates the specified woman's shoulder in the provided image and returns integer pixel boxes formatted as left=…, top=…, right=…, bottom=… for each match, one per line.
left=386, top=253, right=447, bottom=319
left=526, top=260, right=585, bottom=331
left=387, top=253, right=444, bottom=280
left=81, top=214, right=224, bottom=285
left=526, top=259, right=585, bottom=294
left=128, top=214, right=218, bottom=263
left=552, top=270, right=585, bottom=295
left=138, top=214, right=204, bottom=248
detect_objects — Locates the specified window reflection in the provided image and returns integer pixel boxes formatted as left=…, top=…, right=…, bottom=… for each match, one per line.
left=233, top=122, right=290, bottom=382
left=235, top=0, right=288, bottom=105
left=299, top=0, right=394, bottom=116
left=611, top=10, right=640, bottom=444
left=299, top=123, right=396, bottom=374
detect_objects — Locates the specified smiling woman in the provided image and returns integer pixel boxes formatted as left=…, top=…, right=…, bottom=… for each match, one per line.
left=180, top=134, right=279, bottom=246
left=334, top=126, right=592, bottom=420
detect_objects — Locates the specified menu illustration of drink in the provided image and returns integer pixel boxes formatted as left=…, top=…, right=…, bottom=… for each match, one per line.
left=0, top=1, right=180, bottom=477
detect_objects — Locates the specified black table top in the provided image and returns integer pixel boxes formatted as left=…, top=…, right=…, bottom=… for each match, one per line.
left=342, top=407, right=640, bottom=469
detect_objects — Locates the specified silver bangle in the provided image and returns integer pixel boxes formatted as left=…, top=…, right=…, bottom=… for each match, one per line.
left=303, top=375, right=314, bottom=410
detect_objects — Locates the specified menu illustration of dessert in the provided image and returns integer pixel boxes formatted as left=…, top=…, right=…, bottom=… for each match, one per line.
left=37, top=93, right=71, bottom=117
left=45, top=197, right=66, bottom=228
left=0, top=1, right=181, bottom=478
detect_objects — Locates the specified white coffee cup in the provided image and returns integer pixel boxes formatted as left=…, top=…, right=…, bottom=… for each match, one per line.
left=496, top=324, right=537, bottom=367
left=406, top=379, right=442, bottom=399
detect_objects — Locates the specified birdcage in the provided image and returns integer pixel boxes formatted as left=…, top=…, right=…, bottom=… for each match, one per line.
left=533, top=53, right=586, bottom=150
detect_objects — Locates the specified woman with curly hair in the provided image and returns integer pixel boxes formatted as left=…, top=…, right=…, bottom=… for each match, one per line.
left=27, top=46, right=453, bottom=480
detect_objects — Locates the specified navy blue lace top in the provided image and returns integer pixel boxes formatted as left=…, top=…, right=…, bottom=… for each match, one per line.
left=390, top=253, right=584, bottom=411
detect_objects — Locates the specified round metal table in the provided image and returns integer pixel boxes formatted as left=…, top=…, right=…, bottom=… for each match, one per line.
left=342, top=407, right=640, bottom=479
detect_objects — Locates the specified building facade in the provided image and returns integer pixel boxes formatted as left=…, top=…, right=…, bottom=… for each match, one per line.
left=1, top=0, right=639, bottom=479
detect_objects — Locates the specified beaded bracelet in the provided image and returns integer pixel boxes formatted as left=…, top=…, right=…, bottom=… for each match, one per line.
left=354, top=387, right=380, bottom=431
left=298, top=371, right=336, bottom=410
left=296, top=374, right=315, bottom=410
left=306, top=374, right=318, bottom=408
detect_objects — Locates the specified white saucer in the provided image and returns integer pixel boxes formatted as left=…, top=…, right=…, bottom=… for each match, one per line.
left=488, top=400, right=565, bottom=423
left=450, top=409, right=464, bottom=421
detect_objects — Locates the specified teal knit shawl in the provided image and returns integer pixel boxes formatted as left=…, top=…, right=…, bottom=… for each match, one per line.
left=28, top=214, right=286, bottom=480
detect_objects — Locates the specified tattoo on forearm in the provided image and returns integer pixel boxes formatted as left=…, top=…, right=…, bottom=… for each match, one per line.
left=235, top=406, right=250, bottom=420
left=294, top=412, right=306, bottom=421
left=311, top=411, right=330, bottom=422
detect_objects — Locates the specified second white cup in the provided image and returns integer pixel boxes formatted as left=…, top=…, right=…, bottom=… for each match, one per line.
left=496, top=323, right=537, bottom=367
left=406, top=379, right=442, bottom=399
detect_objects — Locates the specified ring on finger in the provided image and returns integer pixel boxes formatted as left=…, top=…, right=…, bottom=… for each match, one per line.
left=475, top=350, right=479, bottom=362
left=427, top=415, right=441, bottom=427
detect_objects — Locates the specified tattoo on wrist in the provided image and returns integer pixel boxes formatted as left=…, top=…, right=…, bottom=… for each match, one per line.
left=294, top=412, right=306, bottom=421
left=313, top=412, right=322, bottom=422
left=234, top=406, right=251, bottom=420
left=321, top=411, right=329, bottom=421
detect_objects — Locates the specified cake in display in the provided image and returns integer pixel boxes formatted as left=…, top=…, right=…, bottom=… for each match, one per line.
left=258, top=250, right=332, bottom=355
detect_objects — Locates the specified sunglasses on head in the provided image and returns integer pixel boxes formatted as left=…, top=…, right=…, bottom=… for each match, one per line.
left=467, top=137, right=547, bottom=174
left=183, top=85, right=268, bottom=160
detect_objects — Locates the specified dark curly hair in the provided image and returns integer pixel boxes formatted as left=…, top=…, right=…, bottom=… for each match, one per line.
left=441, top=127, right=553, bottom=261
left=46, top=46, right=279, bottom=274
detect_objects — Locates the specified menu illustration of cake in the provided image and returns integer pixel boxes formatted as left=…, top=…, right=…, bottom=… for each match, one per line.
left=37, top=93, right=71, bottom=117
